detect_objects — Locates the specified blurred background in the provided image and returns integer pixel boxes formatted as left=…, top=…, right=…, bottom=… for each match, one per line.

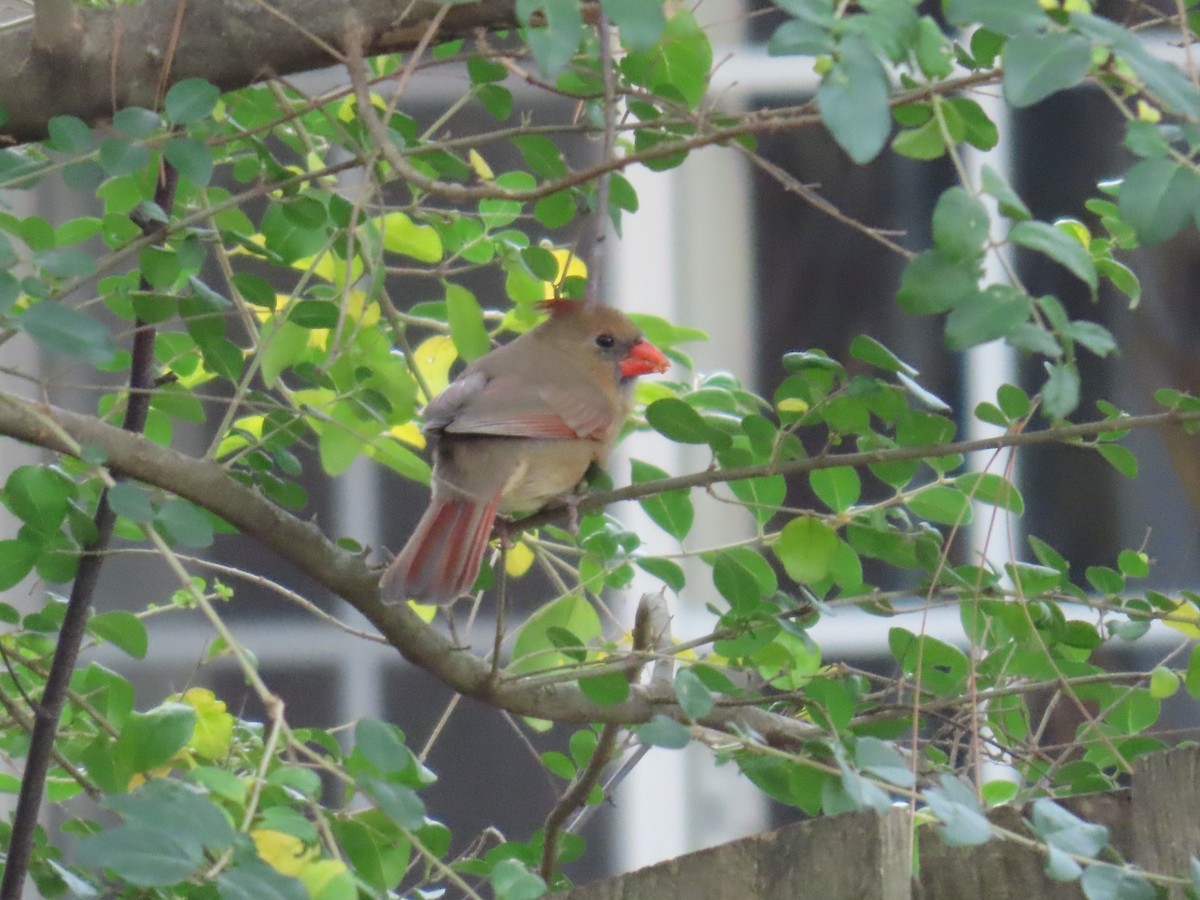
left=2, top=0, right=1200, bottom=886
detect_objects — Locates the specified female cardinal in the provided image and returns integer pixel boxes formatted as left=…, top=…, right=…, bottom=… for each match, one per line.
left=380, top=300, right=670, bottom=606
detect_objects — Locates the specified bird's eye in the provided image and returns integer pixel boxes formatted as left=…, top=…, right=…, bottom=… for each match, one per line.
left=594, top=333, right=616, bottom=349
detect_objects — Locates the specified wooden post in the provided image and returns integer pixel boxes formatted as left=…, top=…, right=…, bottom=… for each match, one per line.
left=566, top=809, right=911, bottom=900
left=1132, top=745, right=1200, bottom=897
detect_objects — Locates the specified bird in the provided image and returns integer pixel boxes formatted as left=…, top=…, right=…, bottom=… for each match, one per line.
left=380, top=299, right=670, bottom=606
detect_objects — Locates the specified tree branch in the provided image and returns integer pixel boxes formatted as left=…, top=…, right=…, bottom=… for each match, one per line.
left=515, top=409, right=1196, bottom=530
left=0, top=0, right=527, bottom=144
left=0, top=389, right=818, bottom=748
left=0, top=391, right=1192, bottom=756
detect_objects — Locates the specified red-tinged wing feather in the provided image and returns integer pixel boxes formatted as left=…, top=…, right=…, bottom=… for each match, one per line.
left=379, top=493, right=500, bottom=605
left=434, top=373, right=611, bottom=441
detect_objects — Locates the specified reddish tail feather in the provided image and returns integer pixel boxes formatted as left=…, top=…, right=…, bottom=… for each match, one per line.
left=380, top=494, right=500, bottom=605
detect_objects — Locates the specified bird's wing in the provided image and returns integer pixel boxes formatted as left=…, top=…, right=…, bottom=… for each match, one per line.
left=429, top=371, right=613, bottom=441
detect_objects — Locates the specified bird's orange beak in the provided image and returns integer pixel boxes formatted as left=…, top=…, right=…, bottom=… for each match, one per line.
left=620, top=339, right=670, bottom=378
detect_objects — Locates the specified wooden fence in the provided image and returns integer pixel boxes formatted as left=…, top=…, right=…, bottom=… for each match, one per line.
left=565, top=746, right=1200, bottom=899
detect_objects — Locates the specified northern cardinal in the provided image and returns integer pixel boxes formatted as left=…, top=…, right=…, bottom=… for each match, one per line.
left=380, top=300, right=670, bottom=605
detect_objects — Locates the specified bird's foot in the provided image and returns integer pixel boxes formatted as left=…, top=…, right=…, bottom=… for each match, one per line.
left=563, top=491, right=583, bottom=535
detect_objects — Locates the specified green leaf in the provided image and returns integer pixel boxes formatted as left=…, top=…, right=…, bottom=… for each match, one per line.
left=1079, top=865, right=1155, bottom=900
left=88, top=610, right=148, bottom=659
left=1117, top=548, right=1149, bottom=578
left=1096, top=259, right=1140, bottom=306
left=330, top=815, right=410, bottom=893
left=518, top=0, right=583, bottom=77
left=775, top=516, right=839, bottom=583
left=809, top=466, right=861, bottom=513
left=163, top=136, right=213, bottom=186
left=727, top=472, right=786, bottom=527
left=981, top=165, right=1031, bottom=220
left=645, top=397, right=714, bottom=444
left=1186, top=645, right=1200, bottom=699
left=445, top=284, right=491, bottom=362
left=164, top=79, right=220, bottom=124
left=34, top=531, right=78, bottom=583
left=509, top=593, right=602, bottom=676
left=98, top=136, right=151, bottom=175
left=603, top=0, right=665, bottom=50
left=635, top=556, right=685, bottom=590
left=630, top=9, right=712, bottom=109
left=944, top=0, right=1046, bottom=35
left=915, top=15, right=954, bottom=78
left=19, top=302, right=116, bottom=365
left=1006, top=322, right=1061, bottom=356
left=116, top=703, right=196, bottom=773
left=376, top=211, right=443, bottom=262
left=579, top=671, right=630, bottom=705
left=674, top=668, right=714, bottom=719
left=849, top=335, right=916, bottom=375
left=769, top=17, right=834, bottom=56
left=359, top=776, right=426, bottom=829
left=631, top=458, right=693, bottom=540
left=511, top=134, right=568, bottom=179
left=476, top=83, right=514, bottom=120
left=0, top=539, right=38, bottom=590
left=354, top=719, right=414, bottom=778
left=924, top=776, right=992, bottom=846
left=944, top=285, right=1032, bottom=351
left=1008, top=564, right=1065, bottom=600
left=4, top=465, right=72, bottom=536
left=1009, top=220, right=1097, bottom=289
left=949, top=97, right=999, bottom=150
left=855, top=736, right=915, bottom=787
left=635, top=714, right=691, bottom=749
left=534, top=191, right=575, bottom=228
left=1074, top=13, right=1200, bottom=120
left=889, top=628, right=969, bottom=694
left=35, top=247, right=97, bottom=278
left=1042, top=362, right=1081, bottom=419
left=1003, top=32, right=1091, bottom=107
left=317, top=422, right=366, bottom=478
left=897, top=250, right=980, bottom=315
left=1096, top=443, right=1138, bottom=478
left=217, top=863, right=308, bottom=900
left=260, top=204, right=328, bottom=264
left=77, top=826, right=200, bottom=887
left=1149, top=666, right=1179, bottom=699
left=1067, top=320, right=1116, bottom=358
left=109, top=482, right=155, bottom=523
left=260, top=319, right=309, bottom=389
left=1031, top=798, right=1109, bottom=857
left=106, top=779, right=235, bottom=854
left=154, top=498, right=214, bottom=548
left=491, top=858, right=547, bottom=900
left=712, top=550, right=766, bottom=611
left=956, top=472, right=1025, bottom=514
left=892, top=116, right=947, bottom=161
left=1118, top=158, right=1200, bottom=244
left=46, top=115, right=93, bottom=153
left=818, top=36, right=891, bottom=164
left=908, top=485, right=972, bottom=527
left=932, top=186, right=989, bottom=262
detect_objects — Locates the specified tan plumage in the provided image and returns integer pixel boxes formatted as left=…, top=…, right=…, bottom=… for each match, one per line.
left=380, top=301, right=669, bottom=606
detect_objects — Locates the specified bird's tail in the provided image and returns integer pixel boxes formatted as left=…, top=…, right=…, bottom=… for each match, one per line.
left=380, top=494, right=500, bottom=606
